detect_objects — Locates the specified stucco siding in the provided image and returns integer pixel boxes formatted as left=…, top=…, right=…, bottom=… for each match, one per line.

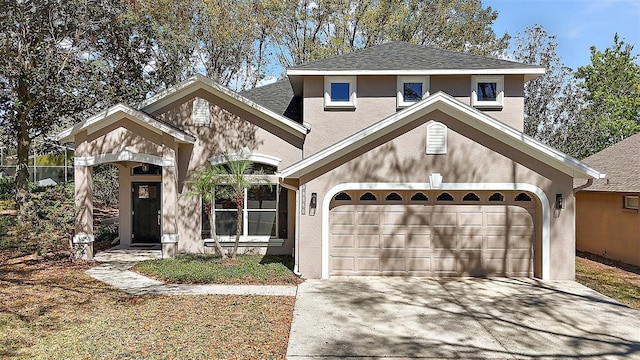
left=295, top=110, right=575, bottom=279
left=576, top=191, right=640, bottom=266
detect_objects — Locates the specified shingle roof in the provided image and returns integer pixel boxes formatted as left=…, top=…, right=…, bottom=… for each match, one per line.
left=287, top=41, right=543, bottom=72
left=239, top=80, right=302, bottom=123
left=579, top=132, right=640, bottom=193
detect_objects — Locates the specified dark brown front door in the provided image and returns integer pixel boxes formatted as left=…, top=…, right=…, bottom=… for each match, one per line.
left=132, top=182, right=161, bottom=243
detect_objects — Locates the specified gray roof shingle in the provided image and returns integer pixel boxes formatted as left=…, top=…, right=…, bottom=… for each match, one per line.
left=288, top=41, right=542, bottom=72
left=579, top=132, right=640, bottom=193
left=240, top=80, right=302, bottom=123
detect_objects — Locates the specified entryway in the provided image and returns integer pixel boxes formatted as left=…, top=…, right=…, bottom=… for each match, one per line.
left=132, top=182, right=162, bottom=243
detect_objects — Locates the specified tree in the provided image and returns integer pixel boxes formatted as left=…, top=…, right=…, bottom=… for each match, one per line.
left=188, top=153, right=267, bottom=259
left=0, top=0, right=154, bottom=222
left=273, top=0, right=510, bottom=67
left=574, top=34, right=640, bottom=157
left=513, top=25, right=585, bottom=155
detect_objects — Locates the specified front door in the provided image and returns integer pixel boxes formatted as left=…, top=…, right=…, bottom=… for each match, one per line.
left=132, top=182, right=162, bottom=243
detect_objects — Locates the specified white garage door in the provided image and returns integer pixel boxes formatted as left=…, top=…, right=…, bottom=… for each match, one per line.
left=329, top=190, right=536, bottom=277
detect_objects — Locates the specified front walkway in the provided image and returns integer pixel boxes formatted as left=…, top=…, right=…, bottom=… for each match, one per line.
left=86, top=248, right=297, bottom=296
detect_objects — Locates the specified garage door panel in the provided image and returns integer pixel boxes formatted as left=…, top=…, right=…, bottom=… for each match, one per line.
left=357, top=234, right=380, bottom=248
left=382, top=233, right=405, bottom=248
left=407, top=233, right=431, bottom=248
left=357, top=211, right=380, bottom=225
left=329, top=191, right=535, bottom=277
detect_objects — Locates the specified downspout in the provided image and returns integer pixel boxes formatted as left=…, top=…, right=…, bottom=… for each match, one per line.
left=293, top=187, right=302, bottom=277
left=573, top=178, right=594, bottom=195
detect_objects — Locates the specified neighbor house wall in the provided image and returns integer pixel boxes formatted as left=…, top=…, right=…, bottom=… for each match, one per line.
left=295, top=109, right=575, bottom=280
left=576, top=191, right=640, bottom=266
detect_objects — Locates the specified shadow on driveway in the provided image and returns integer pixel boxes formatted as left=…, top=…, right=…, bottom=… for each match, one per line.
left=286, top=277, right=640, bottom=359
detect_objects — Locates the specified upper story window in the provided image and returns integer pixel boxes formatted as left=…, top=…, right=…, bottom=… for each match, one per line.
left=471, top=75, right=504, bottom=109
left=397, top=76, right=429, bottom=108
left=624, top=195, right=638, bottom=210
left=324, top=76, right=356, bottom=109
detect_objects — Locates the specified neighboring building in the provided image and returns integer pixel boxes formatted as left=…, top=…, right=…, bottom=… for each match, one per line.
left=576, top=132, right=640, bottom=267
left=58, top=42, right=603, bottom=280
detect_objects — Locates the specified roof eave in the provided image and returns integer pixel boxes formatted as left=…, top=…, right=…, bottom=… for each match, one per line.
left=286, top=68, right=546, bottom=76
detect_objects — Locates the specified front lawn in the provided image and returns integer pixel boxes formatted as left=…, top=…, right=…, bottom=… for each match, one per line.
left=0, top=253, right=295, bottom=359
left=576, top=253, right=640, bottom=311
left=134, top=254, right=303, bottom=285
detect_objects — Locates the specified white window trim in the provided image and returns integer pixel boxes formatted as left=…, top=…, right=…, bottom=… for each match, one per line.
left=471, top=75, right=504, bottom=109
left=324, top=76, right=357, bottom=109
left=426, top=121, right=447, bottom=154
left=397, top=75, right=430, bottom=108
left=624, top=195, right=639, bottom=210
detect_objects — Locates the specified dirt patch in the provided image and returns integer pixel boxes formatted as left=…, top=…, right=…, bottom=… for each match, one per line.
left=576, top=253, right=640, bottom=310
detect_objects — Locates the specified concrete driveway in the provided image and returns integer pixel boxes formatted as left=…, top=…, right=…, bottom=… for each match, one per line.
left=287, top=277, right=640, bottom=359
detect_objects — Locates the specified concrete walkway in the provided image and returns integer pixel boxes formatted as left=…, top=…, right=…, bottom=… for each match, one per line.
left=86, top=248, right=297, bottom=296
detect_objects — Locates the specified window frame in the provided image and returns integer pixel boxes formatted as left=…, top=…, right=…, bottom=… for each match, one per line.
left=471, top=75, right=504, bottom=109
left=397, top=75, right=430, bottom=108
left=624, top=195, right=639, bottom=210
left=324, top=76, right=357, bottom=109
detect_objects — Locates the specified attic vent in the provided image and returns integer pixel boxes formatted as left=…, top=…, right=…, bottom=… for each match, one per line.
left=426, top=122, right=447, bottom=154
left=192, top=97, right=210, bottom=126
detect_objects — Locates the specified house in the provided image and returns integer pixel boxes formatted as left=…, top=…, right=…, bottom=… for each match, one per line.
left=576, top=132, right=640, bottom=266
left=58, top=42, right=604, bottom=280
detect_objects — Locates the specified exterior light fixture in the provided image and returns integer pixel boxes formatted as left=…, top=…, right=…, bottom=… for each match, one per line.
left=309, top=192, right=317, bottom=216
left=555, top=194, right=564, bottom=210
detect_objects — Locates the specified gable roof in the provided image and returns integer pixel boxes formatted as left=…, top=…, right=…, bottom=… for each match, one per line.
left=57, top=103, right=196, bottom=144
left=279, top=92, right=604, bottom=181
left=579, top=132, right=640, bottom=192
left=240, top=80, right=302, bottom=123
left=138, top=74, right=310, bottom=139
left=287, top=42, right=545, bottom=77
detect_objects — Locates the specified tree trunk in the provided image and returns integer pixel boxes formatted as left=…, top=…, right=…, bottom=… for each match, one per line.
left=15, top=94, right=31, bottom=225
left=207, top=202, right=226, bottom=259
left=232, top=196, right=243, bottom=259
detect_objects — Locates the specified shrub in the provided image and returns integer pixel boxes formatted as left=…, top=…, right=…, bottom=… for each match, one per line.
left=0, top=176, right=13, bottom=201
left=93, top=164, right=119, bottom=206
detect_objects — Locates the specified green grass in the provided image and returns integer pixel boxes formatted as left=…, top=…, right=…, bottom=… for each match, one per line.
left=134, top=254, right=302, bottom=285
left=576, top=256, right=640, bottom=310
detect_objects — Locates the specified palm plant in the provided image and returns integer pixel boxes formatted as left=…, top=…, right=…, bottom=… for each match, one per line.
left=187, top=153, right=266, bottom=259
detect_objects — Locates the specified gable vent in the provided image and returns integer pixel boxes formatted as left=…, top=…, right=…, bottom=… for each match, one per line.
left=192, top=97, right=210, bottom=126
left=426, top=122, right=447, bottom=154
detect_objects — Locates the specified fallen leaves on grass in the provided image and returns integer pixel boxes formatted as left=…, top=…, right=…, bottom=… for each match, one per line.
left=576, top=254, right=640, bottom=311
left=0, top=254, right=295, bottom=359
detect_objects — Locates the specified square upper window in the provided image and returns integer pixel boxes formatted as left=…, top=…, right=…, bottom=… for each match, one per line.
left=397, top=76, right=429, bottom=108
left=471, top=75, right=504, bottom=109
left=624, top=195, right=639, bottom=210
left=324, top=76, right=356, bottom=109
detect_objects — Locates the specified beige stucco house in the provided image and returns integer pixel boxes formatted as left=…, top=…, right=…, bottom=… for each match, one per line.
left=58, top=42, right=604, bottom=280
left=576, top=132, right=640, bottom=267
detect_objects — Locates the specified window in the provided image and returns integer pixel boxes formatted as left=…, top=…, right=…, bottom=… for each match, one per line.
left=426, top=122, right=447, bottom=154
left=488, top=192, right=504, bottom=202
left=463, top=192, right=480, bottom=201
left=334, top=192, right=352, bottom=201
left=202, top=184, right=280, bottom=239
left=324, top=76, right=356, bottom=108
left=624, top=195, right=639, bottom=210
left=359, top=192, right=377, bottom=201
left=397, top=76, right=429, bottom=108
left=385, top=192, right=403, bottom=201
left=410, top=192, right=429, bottom=201
left=132, top=163, right=161, bottom=175
left=471, top=75, right=504, bottom=109
left=515, top=193, right=532, bottom=202
left=437, top=192, right=454, bottom=201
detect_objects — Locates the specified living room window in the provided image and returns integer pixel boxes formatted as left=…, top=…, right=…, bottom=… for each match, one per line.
left=624, top=195, right=639, bottom=210
left=397, top=76, right=429, bottom=108
left=471, top=75, right=504, bottom=109
left=324, top=76, right=356, bottom=109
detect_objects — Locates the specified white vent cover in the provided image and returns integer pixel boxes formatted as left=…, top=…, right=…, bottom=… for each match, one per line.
left=192, top=97, right=210, bottom=126
left=426, top=122, right=447, bottom=154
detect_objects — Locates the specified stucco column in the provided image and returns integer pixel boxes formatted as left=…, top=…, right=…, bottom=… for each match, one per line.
left=73, top=165, right=94, bottom=259
left=161, top=139, right=178, bottom=258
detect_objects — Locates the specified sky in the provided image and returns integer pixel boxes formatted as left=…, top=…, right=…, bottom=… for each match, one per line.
left=485, top=0, right=640, bottom=70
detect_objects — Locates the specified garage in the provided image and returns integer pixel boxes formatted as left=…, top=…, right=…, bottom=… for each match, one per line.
left=329, top=190, right=537, bottom=277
